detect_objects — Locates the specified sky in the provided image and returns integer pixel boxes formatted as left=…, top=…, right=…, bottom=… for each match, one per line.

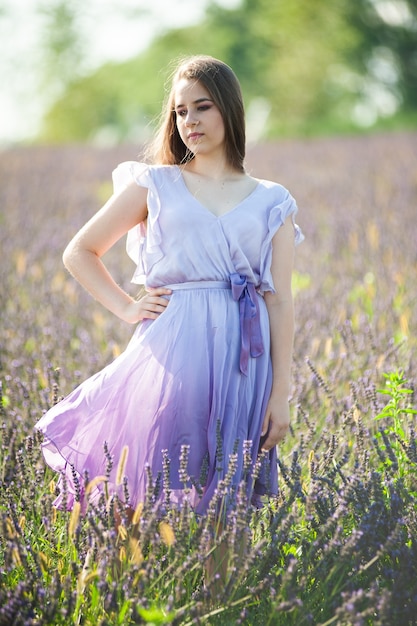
left=0, top=0, right=240, bottom=145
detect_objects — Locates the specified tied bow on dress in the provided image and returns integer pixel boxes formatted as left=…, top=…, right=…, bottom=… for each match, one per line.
left=230, top=273, right=264, bottom=375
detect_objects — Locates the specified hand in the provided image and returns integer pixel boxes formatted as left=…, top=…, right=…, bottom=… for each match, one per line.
left=122, top=287, right=172, bottom=324
left=260, top=394, right=290, bottom=451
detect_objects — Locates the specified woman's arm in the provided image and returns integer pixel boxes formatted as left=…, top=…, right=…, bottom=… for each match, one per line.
left=63, top=181, right=171, bottom=324
left=261, top=216, right=296, bottom=450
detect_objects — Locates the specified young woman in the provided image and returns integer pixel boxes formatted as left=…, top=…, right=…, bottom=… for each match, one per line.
left=36, top=55, right=303, bottom=521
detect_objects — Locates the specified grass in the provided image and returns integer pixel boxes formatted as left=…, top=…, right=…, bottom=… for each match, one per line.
left=1, top=131, right=417, bottom=624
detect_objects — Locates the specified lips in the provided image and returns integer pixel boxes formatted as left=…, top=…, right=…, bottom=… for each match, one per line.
left=188, top=133, right=203, bottom=140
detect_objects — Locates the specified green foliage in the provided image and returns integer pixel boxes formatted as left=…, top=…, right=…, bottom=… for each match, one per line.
left=1, top=133, right=417, bottom=623
left=374, top=370, right=417, bottom=478
left=1, top=369, right=417, bottom=624
left=38, top=0, right=417, bottom=143
left=345, top=0, right=417, bottom=112
left=38, top=0, right=87, bottom=93
left=40, top=26, right=209, bottom=144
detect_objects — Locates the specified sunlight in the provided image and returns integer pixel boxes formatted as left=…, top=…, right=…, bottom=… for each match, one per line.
left=371, top=0, right=415, bottom=26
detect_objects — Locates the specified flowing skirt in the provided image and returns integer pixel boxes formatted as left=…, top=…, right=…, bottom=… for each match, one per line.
left=36, top=283, right=277, bottom=513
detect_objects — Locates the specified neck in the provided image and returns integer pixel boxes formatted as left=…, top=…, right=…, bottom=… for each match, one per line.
left=186, top=154, right=242, bottom=180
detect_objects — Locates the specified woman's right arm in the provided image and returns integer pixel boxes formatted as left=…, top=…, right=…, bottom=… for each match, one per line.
left=63, top=181, right=171, bottom=324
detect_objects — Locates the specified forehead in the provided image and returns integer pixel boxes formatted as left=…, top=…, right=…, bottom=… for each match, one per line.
left=173, top=78, right=212, bottom=106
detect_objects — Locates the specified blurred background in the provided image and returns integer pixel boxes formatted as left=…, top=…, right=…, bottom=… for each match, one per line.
left=1, top=0, right=416, bottom=147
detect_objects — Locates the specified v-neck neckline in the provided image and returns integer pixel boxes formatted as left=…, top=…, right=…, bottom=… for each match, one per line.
left=175, top=165, right=261, bottom=219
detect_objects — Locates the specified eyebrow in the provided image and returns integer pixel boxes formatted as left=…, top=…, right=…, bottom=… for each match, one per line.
left=174, top=97, right=213, bottom=110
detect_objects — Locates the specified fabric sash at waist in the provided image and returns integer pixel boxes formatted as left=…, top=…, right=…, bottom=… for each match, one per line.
left=164, top=275, right=265, bottom=375
left=164, top=280, right=230, bottom=290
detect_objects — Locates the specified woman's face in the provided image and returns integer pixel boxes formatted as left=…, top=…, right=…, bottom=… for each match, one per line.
left=174, top=78, right=226, bottom=159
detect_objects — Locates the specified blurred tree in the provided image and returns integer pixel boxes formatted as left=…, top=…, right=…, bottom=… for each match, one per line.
left=346, top=0, right=417, bottom=118
left=38, top=0, right=417, bottom=142
left=38, top=0, right=86, bottom=94
left=40, top=25, right=208, bottom=143
left=203, top=0, right=358, bottom=135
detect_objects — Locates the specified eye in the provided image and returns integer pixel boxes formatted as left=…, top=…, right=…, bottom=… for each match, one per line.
left=197, top=105, right=211, bottom=111
left=176, top=109, right=187, bottom=117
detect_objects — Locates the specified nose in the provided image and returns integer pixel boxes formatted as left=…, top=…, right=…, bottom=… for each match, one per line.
left=185, top=111, right=198, bottom=126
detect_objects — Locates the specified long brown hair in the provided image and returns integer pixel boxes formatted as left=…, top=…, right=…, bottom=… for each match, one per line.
left=146, top=55, right=246, bottom=172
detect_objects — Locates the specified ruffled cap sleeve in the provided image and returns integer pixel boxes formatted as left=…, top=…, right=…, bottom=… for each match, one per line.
left=259, top=188, right=304, bottom=294
left=112, top=161, right=163, bottom=285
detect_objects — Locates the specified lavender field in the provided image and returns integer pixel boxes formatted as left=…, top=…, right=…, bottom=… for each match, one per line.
left=1, top=132, right=417, bottom=625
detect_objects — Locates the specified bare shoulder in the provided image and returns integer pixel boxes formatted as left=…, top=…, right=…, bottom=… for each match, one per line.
left=106, top=180, right=149, bottom=225
left=242, top=173, right=261, bottom=194
left=67, top=181, right=149, bottom=258
left=246, top=173, right=288, bottom=192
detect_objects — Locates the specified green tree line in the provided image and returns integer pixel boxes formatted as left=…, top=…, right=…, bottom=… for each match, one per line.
left=39, top=0, right=417, bottom=142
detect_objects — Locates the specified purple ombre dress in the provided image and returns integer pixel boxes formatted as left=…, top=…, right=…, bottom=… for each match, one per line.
left=36, top=162, right=303, bottom=513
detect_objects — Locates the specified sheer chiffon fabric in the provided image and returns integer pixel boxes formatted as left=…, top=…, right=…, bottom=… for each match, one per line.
left=36, top=162, right=303, bottom=514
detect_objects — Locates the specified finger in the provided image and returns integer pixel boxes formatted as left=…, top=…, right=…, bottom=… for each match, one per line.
left=261, top=427, right=287, bottom=451
left=148, top=287, right=172, bottom=296
left=142, top=308, right=166, bottom=320
left=142, top=312, right=160, bottom=320
left=146, top=302, right=169, bottom=314
left=261, top=436, right=278, bottom=452
left=146, top=297, right=170, bottom=308
left=261, top=413, right=270, bottom=437
left=142, top=293, right=171, bottom=307
left=141, top=298, right=171, bottom=319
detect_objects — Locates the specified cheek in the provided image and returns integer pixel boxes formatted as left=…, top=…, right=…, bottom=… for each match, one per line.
left=214, top=112, right=226, bottom=135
